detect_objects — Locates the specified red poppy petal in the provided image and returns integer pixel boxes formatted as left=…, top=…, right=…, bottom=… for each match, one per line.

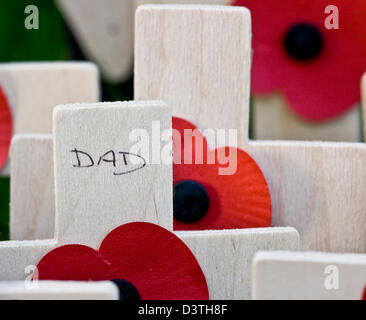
left=232, top=0, right=366, bottom=120
left=173, top=117, right=271, bottom=231
left=362, top=286, right=366, bottom=300
left=37, top=245, right=110, bottom=281
left=0, top=85, right=12, bottom=170
left=100, top=223, right=209, bottom=300
left=37, top=222, right=209, bottom=300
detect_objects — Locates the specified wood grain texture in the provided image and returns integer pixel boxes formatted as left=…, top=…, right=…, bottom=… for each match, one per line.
left=0, top=101, right=173, bottom=280
left=252, top=94, right=361, bottom=142
left=0, top=239, right=57, bottom=280
left=0, top=62, right=99, bottom=176
left=10, top=134, right=55, bottom=241
left=53, top=101, right=173, bottom=247
left=135, top=5, right=251, bottom=148
left=248, top=141, right=366, bottom=252
left=177, top=227, right=299, bottom=300
left=57, top=0, right=134, bottom=82
left=0, top=281, right=119, bottom=300
left=253, top=251, right=366, bottom=300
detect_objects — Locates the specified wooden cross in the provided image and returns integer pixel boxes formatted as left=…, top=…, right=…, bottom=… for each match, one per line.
left=0, top=62, right=99, bottom=175
left=252, top=251, right=366, bottom=300
left=134, top=4, right=366, bottom=253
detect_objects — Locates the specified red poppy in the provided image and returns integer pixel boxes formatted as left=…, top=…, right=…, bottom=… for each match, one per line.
left=0, top=85, right=12, bottom=170
left=232, top=0, right=366, bottom=121
left=36, top=222, right=209, bottom=300
left=362, top=286, right=366, bottom=300
left=173, top=117, right=271, bottom=231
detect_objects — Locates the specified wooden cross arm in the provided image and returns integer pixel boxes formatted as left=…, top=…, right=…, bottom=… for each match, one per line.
left=248, top=141, right=366, bottom=252
left=0, top=240, right=57, bottom=281
left=253, top=251, right=366, bottom=300
left=177, top=227, right=299, bottom=299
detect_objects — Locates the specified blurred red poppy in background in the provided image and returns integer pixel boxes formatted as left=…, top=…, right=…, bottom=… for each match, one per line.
left=233, top=0, right=366, bottom=121
left=0, top=85, right=12, bottom=170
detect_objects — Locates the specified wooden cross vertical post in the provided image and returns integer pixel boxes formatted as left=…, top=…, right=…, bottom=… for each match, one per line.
left=10, top=134, right=54, bottom=240
left=135, top=4, right=251, bottom=149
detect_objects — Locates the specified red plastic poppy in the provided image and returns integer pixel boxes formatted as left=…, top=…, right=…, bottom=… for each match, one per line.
left=173, top=117, right=271, bottom=231
left=0, top=85, right=12, bottom=170
left=232, top=0, right=366, bottom=121
left=36, top=222, right=209, bottom=300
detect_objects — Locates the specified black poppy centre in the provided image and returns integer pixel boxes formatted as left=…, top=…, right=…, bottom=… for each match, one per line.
left=173, top=180, right=210, bottom=223
left=284, top=23, right=323, bottom=61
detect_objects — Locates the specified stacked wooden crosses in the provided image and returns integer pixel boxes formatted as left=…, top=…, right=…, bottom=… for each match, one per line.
left=0, top=5, right=365, bottom=300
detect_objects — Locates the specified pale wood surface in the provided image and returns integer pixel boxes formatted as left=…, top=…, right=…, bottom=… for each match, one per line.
left=248, top=141, right=366, bottom=252
left=10, top=134, right=55, bottom=241
left=178, top=227, right=299, bottom=300
left=0, top=62, right=99, bottom=176
left=0, top=239, right=57, bottom=280
left=0, top=101, right=173, bottom=280
left=57, top=0, right=134, bottom=82
left=53, top=101, right=173, bottom=247
left=0, top=281, right=119, bottom=300
left=135, top=5, right=251, bottom=148
left=252, top=94, right=361, bottom=142
left=253, top=251, right=366, bottom=300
